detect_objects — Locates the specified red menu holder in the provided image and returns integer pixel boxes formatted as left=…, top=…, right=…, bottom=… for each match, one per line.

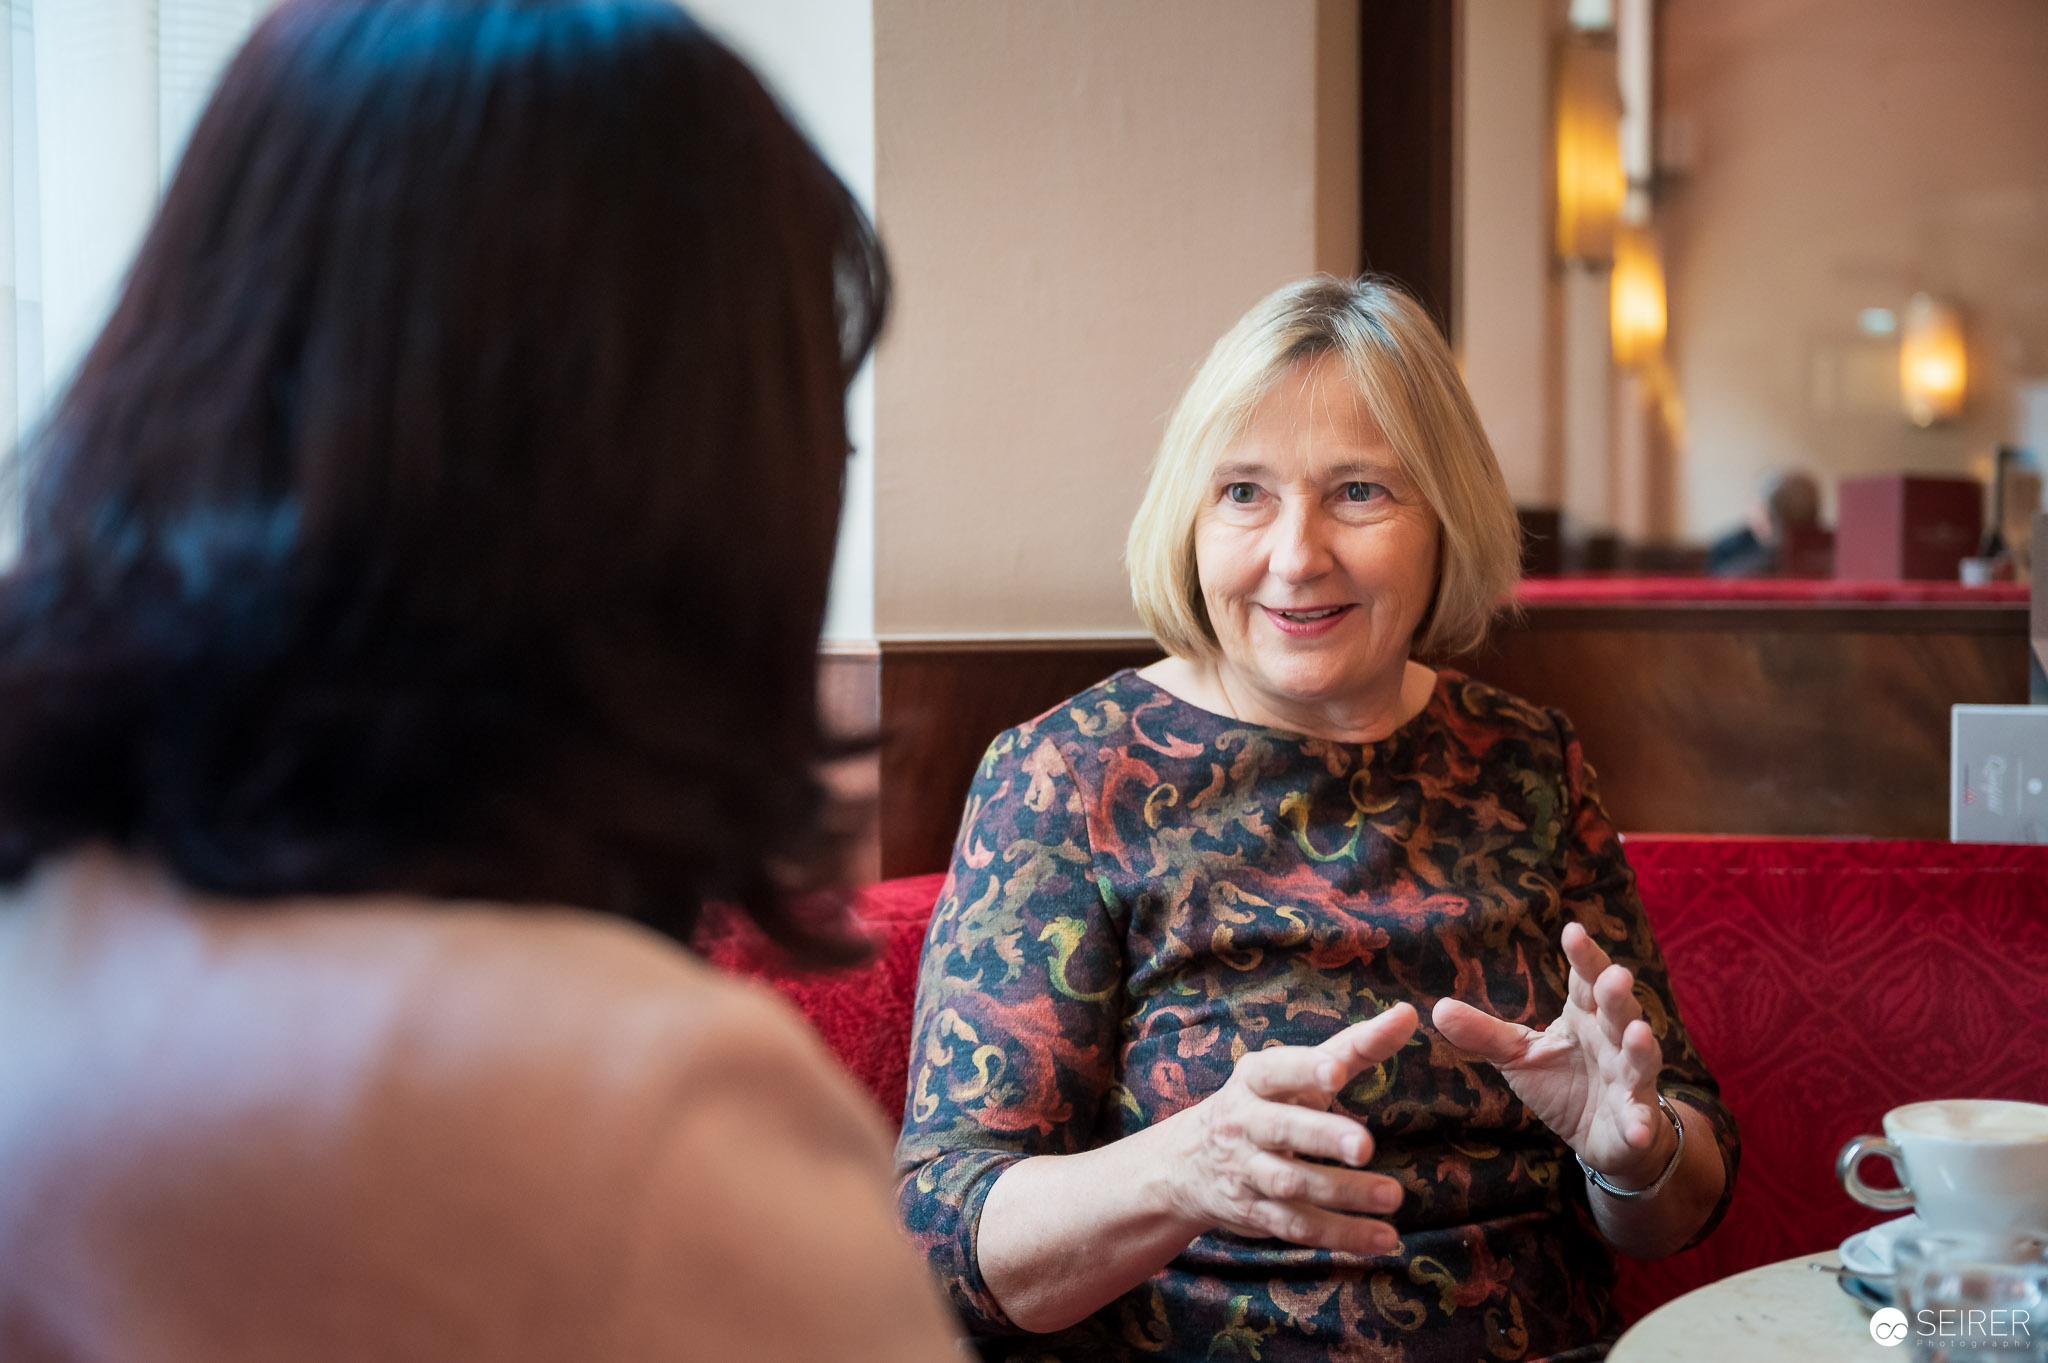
left=1833, top=475, right=1983, bottom=581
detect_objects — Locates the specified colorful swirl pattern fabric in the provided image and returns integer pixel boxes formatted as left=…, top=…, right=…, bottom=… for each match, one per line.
left=894, top=668, right=1739, bottom=1363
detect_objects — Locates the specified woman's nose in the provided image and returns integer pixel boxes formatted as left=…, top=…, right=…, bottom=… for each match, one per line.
left=1267, top=506, right=1334, bottom=582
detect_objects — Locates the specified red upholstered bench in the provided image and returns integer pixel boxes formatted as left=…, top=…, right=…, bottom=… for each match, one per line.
left=700, top=837, right=2048, bottom=1323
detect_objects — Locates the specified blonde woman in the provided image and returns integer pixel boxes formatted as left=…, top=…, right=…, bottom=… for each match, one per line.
left=896, top=277, right=1737, bottom=1362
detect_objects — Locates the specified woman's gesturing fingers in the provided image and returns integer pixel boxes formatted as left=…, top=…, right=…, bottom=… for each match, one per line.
left=1173, top=1005, right=1422, bottom=1248
left=1561, top=921, right=1619, bottom=995
left=1243, top=1152, right=1404, bottom=1217
left=1235, top=1002, right=1419, bottom=1110
left=1430, top=997, right=1535, bottom=1067
left=1315, top=1002, right=1419, bottom=1081
left=1234, top=1199, right=1402, bottom=1257
left=1617, top=1018, right=1665, bottom=1141
left=1237, top=1100, right=1377, bottom=1166
left=1235, top=1044, right=1344, bottom=1106
left=1591, top=962, right=1643, bottom=1048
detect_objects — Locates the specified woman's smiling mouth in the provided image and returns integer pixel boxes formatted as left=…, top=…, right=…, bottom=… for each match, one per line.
left=1259, top=603, right=1355, bottom=636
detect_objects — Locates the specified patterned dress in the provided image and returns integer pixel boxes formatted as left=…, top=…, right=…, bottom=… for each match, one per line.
left=894, top=668, right=1739, bottom=1363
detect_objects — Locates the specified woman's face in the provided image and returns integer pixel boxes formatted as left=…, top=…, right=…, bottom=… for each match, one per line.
left=1193, top=355, right=1439, bottom=726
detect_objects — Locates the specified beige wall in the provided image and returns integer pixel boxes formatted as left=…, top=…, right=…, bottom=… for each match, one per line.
left=688, top=0, right=879, bottom=642
left=1457, top=0, right=1558, bottom=510
left=1661, top=0, right=2048, bottom=538
left=871, top=0, right=1358, bottom=636
left=1314, top=0, right=1362, bottom=281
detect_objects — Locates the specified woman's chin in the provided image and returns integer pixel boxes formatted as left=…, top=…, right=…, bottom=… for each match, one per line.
left=1245, top=655, right=1400, bottom=712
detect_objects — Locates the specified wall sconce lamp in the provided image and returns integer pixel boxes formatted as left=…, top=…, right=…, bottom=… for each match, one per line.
left=1899, top=293, right=1966, bottom=427
left=1609, top=224, right=1666, bottom=367
left=1555, top=31, right=1625, bottom=264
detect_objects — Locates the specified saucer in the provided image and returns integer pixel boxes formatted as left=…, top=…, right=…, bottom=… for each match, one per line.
left=1835, top=1213, right=1921, bottom=1311
left=1841, top=1212, right=1924, bottom=1278
left=1836, top=1271, right=1893, bottom=1311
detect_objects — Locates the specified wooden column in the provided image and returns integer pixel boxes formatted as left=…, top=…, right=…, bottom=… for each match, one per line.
left=1357, top=0, right=1457, bottom=337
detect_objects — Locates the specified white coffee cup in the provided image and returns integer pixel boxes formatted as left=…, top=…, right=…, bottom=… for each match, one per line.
left=1837, top=1099, right=2048, bottom=1234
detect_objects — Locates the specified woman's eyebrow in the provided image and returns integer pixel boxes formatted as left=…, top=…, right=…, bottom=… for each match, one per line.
left=1212, top=460, right=1270, bottom=480
left=1212, top=457, right=1403, bottom=482
left=1322, top=459, right=1402, bottom=480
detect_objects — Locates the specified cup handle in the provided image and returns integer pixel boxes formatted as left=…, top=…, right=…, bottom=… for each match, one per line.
left=1837, top=1134, right=1915, bottom=1211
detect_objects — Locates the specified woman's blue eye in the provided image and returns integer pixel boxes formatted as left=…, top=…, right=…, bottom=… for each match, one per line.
left=1343, top=482, right=1382, bottom=502
left=1225, top=483, right=1257, bottom=504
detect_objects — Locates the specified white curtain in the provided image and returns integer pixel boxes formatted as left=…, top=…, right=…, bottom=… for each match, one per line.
left=0, top=0, right=271, bottom=562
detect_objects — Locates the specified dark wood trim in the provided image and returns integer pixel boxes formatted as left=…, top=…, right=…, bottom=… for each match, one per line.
left=1358, top=0, right=1458, bottom=338
left=1449, top=610, right=2027, bottom=839
left=874, top=635, right=1158, bottom=656
left=1504, top=601, right=2028, bottom=636
left=875, top=637, right=1161, bottom=878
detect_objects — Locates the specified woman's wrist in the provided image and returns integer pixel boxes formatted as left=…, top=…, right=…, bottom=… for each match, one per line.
left=1582, top=1092, right=1685, bottom=1196
left=1146, top=1102, right=1221, bottom=1233
left=977, top=1121, right=1213, bottom=1333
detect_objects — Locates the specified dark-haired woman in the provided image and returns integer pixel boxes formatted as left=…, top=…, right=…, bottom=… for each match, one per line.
left=0, top=2, right=960, bottom=1359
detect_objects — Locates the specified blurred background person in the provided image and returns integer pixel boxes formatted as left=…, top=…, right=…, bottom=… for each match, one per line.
left=0, top=2, right=962, bottom=1360
left=1707, top=469, right=1826, bottom=577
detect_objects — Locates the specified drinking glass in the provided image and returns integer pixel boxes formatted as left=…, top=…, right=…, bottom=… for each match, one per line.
left=1892, top=1232, right=2048, bottom=1362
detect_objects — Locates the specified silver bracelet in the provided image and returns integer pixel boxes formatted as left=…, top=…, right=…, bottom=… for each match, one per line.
left=1578, top=1093, right=1685, bottom=1199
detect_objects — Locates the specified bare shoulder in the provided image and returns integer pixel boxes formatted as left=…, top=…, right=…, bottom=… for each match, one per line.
left=322, top=907, right=965, bottom=1358
left=355, top=904, right=870, bottom=1118
left=4, top=857, right=961, bottom=1361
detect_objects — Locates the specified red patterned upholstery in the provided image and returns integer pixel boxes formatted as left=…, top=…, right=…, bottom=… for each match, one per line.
left=1612, top=836, right=2048, bottom=1319
left=704, top=839, right=2048, bottom=1323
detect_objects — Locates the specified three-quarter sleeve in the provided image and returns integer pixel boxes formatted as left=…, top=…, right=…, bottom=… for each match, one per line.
left=892, top=724, right=1129, bottom=1335
left=1550, top=709, right=1742, bottom=1250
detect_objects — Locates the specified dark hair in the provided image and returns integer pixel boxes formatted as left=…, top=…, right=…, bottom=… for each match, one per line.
left=0, top=0, right=888, bottom=958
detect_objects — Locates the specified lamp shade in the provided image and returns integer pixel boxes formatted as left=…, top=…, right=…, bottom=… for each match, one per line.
left=1555, top=33, right=1624, bottom=263
left=1900, top=293, right=1966, bottom=427
left=1609, top=224, right=1666, bottom=367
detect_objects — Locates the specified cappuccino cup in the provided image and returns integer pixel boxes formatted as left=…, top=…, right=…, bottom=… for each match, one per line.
left=1837, top=1099, right=2048, bottom=1234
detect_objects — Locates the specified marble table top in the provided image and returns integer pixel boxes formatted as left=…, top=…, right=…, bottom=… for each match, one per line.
left=1609, top=1251, right=1894, bottom=1362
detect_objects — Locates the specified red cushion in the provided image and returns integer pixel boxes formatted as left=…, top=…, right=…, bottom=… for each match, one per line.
left=706, top=840, right=2048, bottom=1322
left=1612, top=836, right=2048, bottom=1320
left=696, top=874, right=947, bottom=1122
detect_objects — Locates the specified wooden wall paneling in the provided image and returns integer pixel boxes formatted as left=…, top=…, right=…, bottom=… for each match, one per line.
left=858, top=602, right=2027, bottom=883
left=876, top=639, right=1161, bottom=879
left=1448, top=602, right=2029, bottom=839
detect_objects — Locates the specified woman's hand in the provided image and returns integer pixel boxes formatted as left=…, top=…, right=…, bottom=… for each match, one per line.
left=1431, top=923, right=1673, bottom=1188
left=1161, top=1002, right=1418, bottom=1255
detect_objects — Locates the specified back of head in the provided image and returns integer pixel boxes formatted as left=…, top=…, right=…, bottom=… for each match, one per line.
left=0, top=0, right=888, bottom=952
left=1763, top=470, right=1822, bottom=535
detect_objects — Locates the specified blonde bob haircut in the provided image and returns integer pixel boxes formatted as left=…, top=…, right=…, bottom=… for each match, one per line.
left=1126, top=275, right=1521, bottom=661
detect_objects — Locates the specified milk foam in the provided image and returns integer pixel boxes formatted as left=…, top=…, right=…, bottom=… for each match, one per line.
left=1892, top=1100, right=2048, bottom=1143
